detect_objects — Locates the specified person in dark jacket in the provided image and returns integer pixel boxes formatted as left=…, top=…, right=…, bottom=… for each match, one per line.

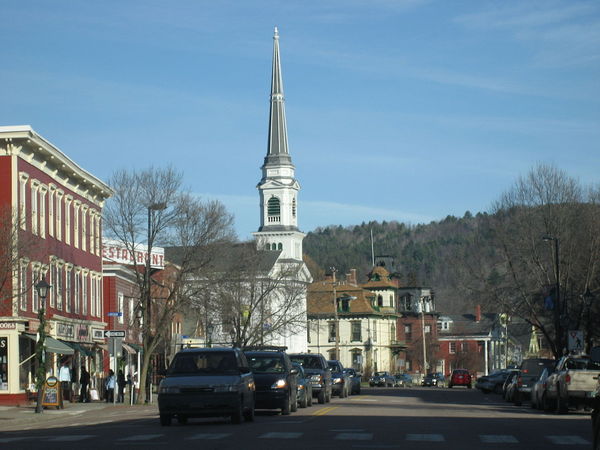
left=117, top=370, right=126, bottom=403
left=79, top=365, right=90, bottom=402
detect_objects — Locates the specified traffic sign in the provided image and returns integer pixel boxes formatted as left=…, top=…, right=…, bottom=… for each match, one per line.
left=104, top=330, right=126, bottom=338
left=107, top=312, right=123, bottom=317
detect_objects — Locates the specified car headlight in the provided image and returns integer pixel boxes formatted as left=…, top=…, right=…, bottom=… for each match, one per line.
left=214, top=385, right=239, bottom=392
left=271, top=379, right=287, bottom=389
left=158, top=386, right=180, bottom=394
left=297, top=384, right=305, bottom=391
left=333, top=377, right=342, bottom=384
left=310, top=375, right=322, bottom=383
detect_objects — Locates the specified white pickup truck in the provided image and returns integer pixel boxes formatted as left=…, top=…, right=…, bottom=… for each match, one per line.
left=544, top=354, right=600, bottom=414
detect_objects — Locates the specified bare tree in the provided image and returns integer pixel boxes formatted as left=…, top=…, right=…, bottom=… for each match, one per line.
left=191, top=242, right=309, bottom=348
left=463, top=164, right=600, bottom=358
left=0, top=205, right=35, bottom=305
left=103, top=167, right=235, bottom=403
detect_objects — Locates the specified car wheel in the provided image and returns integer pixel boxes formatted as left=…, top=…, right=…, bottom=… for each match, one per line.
left=326, top=390, right=331, bottom=402
left=556, top=392, right=568, bottom=414
left=356, top=385, right=361, bottom=394
left=514, top=392, right=522, bottom=406
left=231, top=401, right=244, bottom=424
left=448, top=384, right=453, bottom=389
left=177, top=415, right=188, bottom=425
left=243, top=401, right=255, bottom=422
left=160, top=413, right=172, bottom=427
left=318, top=389, right=326, bottom=404
left=291, top=391, right=298, bottom=412
left=307, top=391, right=313, bottom=406
left=542, top=393, right=554, bottom=412
left=300, top=391, right=308, bottom=408
left=494, top=384, right=503, bottom=395
left=282, top=392, right=291, bottom=415
left=467, top=384, right=472, bottom=389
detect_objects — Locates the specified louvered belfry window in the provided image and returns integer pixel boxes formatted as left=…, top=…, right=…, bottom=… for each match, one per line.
left=267, top=196, right=281, bottom=222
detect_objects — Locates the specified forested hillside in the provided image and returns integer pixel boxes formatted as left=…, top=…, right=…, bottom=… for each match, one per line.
left=303, top=212, right=489, bottom=314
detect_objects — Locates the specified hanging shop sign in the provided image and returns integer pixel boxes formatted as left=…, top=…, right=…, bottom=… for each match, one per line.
left=57, top=322, right=74, bottom=339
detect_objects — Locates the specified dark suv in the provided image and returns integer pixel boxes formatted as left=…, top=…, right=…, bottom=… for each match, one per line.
left=512, top=358, right=555, bottom=406
left=158, top=347, right=255, bottom=426
left=289, top=353, right=332, bottom=404
left=244, top=347, right=298, bottom=415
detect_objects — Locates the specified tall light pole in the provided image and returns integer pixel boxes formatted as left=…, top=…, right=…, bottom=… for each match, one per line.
left=146, top=202, right=167, bottom=332
left=331, top=267, right=339, bottom=360
left=34, top=277, right=51, bottom=414
left=543, top=235, right=563, bottom=355
left=420, top=296, right=428, bottom=376
left=145, top=202, right=167, bottom=403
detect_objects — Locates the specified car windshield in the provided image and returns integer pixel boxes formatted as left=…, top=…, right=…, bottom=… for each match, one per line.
left=247, top=355, right=285, bottom=373
left=168, top=351, right=238, bottom=375
left=328, top=362, right=342, bottom=371
left=290, top=355, right=322, bottom=369
left=520, top=359, right=555, bottom=376
left=375, top=372, right=388, bottom=376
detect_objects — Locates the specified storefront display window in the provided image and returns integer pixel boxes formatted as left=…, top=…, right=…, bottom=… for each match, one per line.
left=0, top=337, right=7, bottom=390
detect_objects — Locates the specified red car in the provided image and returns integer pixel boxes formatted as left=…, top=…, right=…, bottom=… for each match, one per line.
left=448, top=369, right=472, bottom=388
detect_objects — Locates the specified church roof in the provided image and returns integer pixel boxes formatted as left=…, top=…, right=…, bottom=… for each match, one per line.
left=263, top=27, right=293, bottom=168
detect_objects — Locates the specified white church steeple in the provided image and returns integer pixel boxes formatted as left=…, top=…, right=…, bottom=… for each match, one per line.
left=254, top=27, right=305, bottom=261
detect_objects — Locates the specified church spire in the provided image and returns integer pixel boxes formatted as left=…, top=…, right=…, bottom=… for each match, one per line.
left=265, top=26, right=292, bottom=167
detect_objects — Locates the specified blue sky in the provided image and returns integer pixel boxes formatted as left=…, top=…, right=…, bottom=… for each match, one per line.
left=2, top=0, right=599, bottom=240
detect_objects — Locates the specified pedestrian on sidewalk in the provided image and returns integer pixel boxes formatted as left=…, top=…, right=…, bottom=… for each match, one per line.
left=105, top=369, right=115, bottom=403
left=79, top=365, right=90, bottom=402
left=117, top=370, right=126, bottom=403
left=58, top=359, right=72, bottom=402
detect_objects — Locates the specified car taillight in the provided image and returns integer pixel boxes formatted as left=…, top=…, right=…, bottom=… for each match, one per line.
left=565, top=374, right=571, bottom=384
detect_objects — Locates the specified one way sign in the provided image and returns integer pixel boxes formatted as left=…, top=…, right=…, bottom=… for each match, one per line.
left=104, top=330, right=126, bottom=338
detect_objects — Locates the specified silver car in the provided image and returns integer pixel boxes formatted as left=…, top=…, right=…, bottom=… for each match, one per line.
left=158, top=347, right=255, bottom=426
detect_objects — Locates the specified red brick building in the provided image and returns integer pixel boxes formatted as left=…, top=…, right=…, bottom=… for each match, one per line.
left=0, top=126, right=112, bottom=405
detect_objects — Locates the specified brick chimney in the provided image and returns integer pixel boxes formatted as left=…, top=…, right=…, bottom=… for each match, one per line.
left=475, top=304, right=481, bottom=322
left=349, top=269, right=357, bottom=285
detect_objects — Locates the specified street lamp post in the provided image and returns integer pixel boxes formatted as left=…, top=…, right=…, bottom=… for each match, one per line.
left=543, top=235, right=563, bottom=355
left=420, top=296, right=428, bottom=376
left=34, top=277, right=51, bottom=414
left=331, top=267, right=339, bottom=360
left=582, top=288, right=595, bottom=354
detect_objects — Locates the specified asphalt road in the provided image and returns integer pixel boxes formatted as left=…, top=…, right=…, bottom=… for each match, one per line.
left=0, top=386, right=593, bottom=450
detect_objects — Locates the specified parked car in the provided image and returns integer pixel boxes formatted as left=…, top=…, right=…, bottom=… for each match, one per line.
left=448, top=369, right=472, bottom=388
left=328, top=360, right=350, bottom=398
left=422, top=372, right=445, bottom=387
left=530, top=367, right=554, bottom=410
left=292, top=362, right=313, bottom=408
left=545, top=354, right=600, bottom=414
left=244, top=347, right=298, bottom=415
left=512, top=358, right=555, bottom=406
left=158, top=347, right=255, bottom=426
left=369, top=371, right=395, bottom=387
left=343, top=368, right=362, bottom=395
left=289, top=353, right=332, bottom=404
left=590, top=347, right=600, bottom=450
left=503, top=370, right=520, bottom=402
left=394, top=373, right=413, bottom=387
left=476, top=369, right=518, bottom=394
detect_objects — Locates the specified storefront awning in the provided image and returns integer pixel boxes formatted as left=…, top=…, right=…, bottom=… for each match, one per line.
left=24, top=334, right=74, bottom=355
left=122, top=343, right=136, bottom=354
left=62, top=341, right=94, bottom=357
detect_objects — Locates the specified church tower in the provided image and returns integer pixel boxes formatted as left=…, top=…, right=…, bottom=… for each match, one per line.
left=253, top=27, right=305, bottom=261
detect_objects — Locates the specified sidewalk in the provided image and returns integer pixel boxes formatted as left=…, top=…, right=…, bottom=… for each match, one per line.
left=0, top=400, right=128, bottom=431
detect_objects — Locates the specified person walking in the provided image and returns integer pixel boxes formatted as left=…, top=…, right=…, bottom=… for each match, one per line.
left=105, top=369, right=116, bottom=403
left=58, top=360, right=72, bottom=402
left=79, top=365, right=90, bottom=402
left=117, top=370, right=126, bottom=403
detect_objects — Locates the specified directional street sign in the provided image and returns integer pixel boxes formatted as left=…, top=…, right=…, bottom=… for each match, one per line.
left=104, top=330, right=126, bottom=338
left=107, top=312, right=123, bottom=317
